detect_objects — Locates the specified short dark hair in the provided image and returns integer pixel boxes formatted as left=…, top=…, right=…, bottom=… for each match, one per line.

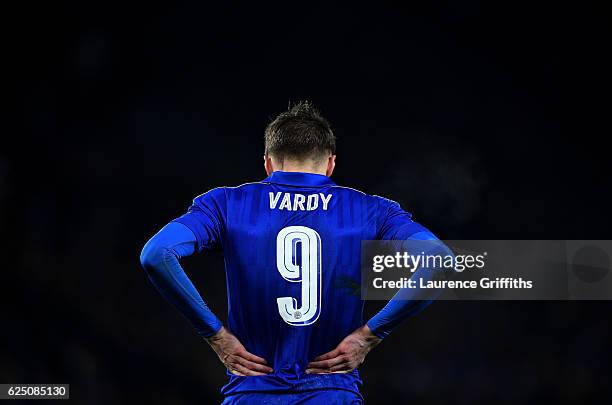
left=264, top=101, right=336, bottom=161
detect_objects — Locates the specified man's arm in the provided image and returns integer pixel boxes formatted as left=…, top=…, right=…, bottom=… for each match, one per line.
left=306, top=233, right=450, bottom=374
left=140, top=221, right=272, bottom=375
left=366, top=231, right=452, bottom=339
left=140, top=221, right=222, bottom=337
left=366, top=199, right=452, bottom=338
left=307, top=199, right=451, bottom=373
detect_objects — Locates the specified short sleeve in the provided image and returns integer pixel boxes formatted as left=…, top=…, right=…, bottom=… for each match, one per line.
left=173, top=187, right=227, bottom=252
left=375, top=197, right=436, bottom=240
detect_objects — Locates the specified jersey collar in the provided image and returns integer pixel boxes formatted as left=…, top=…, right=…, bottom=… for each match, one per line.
left=263, top=171, right=336, bottom=187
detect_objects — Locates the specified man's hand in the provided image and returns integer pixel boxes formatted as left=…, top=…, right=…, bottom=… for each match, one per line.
left=306, top=325, right=382, bottom=374
left=205, top=327, right=273, bottom=376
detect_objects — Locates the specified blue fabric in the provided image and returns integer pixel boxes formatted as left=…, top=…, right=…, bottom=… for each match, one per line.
left=366, top=233, right=453, bottom=339
left=140, top=222, right=222, bottom=337
left=143, top=171, right=447, bottom=396
left=221, top=389, right=363, bottom=404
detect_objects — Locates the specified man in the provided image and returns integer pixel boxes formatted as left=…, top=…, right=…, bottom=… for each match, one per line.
left=140, top=101, right=448, bottom=404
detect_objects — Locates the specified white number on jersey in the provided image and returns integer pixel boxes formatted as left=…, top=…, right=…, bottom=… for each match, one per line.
left=276, top=226, right=322, bottom=326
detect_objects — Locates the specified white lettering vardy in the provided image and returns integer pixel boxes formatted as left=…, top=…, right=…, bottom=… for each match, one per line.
left=269, top=192, right=333, bottom=211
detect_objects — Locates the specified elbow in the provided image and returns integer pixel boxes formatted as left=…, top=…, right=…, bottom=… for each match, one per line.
left=139, top=246, right=154, bottom=271
left=139, top=247, right=151, bottom=270
left=140, top=240, right=166, bottom=273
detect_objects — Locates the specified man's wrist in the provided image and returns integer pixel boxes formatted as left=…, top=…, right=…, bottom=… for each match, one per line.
left=360, top=324, right=382, bottom=344
left=205, top=325, right=226, bottom=343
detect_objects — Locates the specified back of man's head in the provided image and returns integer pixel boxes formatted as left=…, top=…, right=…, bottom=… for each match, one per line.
left=264, top=101, right=336, bottom=163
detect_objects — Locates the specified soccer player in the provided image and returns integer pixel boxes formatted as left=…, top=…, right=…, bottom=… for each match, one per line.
left=140, top=102, right=449, bottom=404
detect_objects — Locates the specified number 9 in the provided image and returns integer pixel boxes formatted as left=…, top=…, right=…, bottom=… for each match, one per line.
left=276, top=226, right=322, bottom=325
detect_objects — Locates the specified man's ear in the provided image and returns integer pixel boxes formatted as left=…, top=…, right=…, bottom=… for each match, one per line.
left=264, top=155, right=274, bottom=176
left=326, top=155, right=336, bottom=177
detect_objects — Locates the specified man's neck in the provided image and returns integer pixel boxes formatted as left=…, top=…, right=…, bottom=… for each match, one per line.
left=275, top=161, right=327, bottom=176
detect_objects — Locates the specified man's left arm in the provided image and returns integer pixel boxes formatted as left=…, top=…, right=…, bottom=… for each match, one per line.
left=140, top=189, right=273, bottom=375
left=140, top=221, right=223, bottom=337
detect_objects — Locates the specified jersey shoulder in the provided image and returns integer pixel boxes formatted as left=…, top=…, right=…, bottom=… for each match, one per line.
left=192, top=181, right=267, bottom=203
left=329, top=184, right=409, bottom=216
left=190, top=181, right=409, bottom=222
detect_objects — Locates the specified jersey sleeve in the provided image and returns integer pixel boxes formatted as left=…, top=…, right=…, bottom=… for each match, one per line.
left=140, top=222, right=223, bottom=337
left=368, top=196, right=450, bottom=338
left=375, top=197, right=434, bottom=240
left=173, top=187, right=227, bottom=252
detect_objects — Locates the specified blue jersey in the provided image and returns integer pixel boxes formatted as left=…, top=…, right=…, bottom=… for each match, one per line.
left=173, top=171, right=433, bottom=395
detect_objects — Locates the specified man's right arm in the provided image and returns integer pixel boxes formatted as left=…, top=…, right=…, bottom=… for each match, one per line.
left=366, top=198, right=452, bottom=339
left=306, top=197, right=451, bottom=373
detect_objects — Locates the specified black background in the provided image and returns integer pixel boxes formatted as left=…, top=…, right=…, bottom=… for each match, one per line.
left=5, top=1, right=611, bottom=404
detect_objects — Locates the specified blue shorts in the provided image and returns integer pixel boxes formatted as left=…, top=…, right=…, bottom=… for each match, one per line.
left=221, top=389, right=364, bottom=404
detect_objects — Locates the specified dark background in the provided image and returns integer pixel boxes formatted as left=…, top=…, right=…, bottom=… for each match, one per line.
left=5, top=1, right=611, bottom=404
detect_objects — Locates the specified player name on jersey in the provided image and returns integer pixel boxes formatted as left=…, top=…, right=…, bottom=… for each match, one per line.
left=269, top=192, right=332, bottom=211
